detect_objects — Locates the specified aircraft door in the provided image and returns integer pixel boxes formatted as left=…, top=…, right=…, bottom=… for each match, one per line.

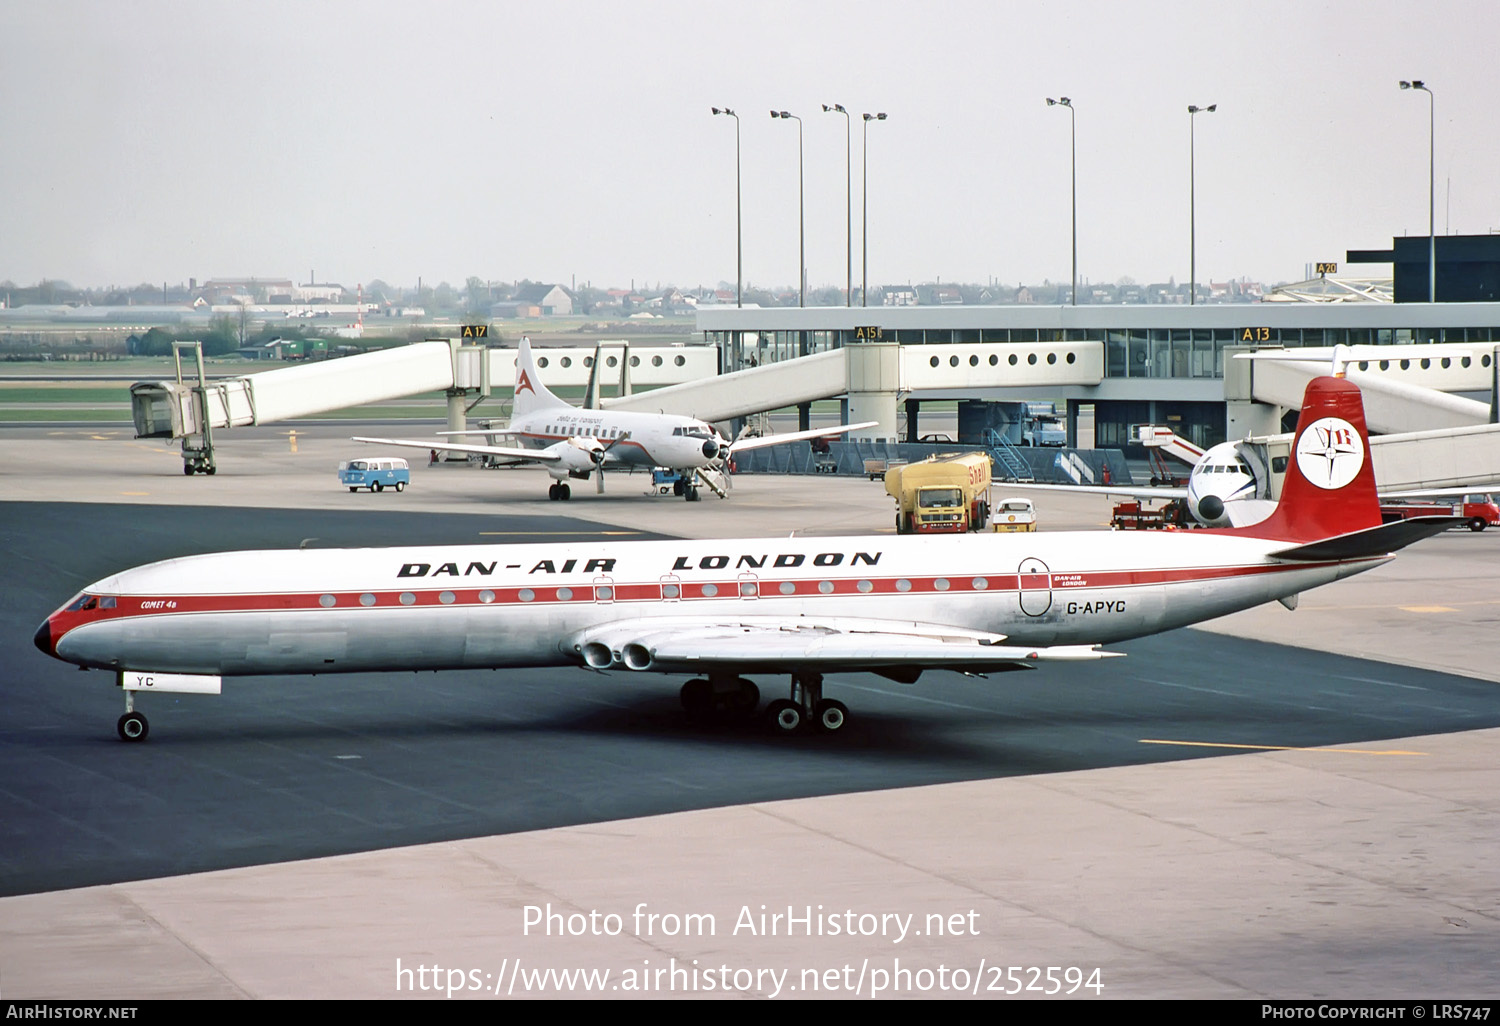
left=1017, top=557, right=1053, bottom=617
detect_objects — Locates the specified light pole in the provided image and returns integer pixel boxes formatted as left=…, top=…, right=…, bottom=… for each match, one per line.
left=1400, top=80, right=1436, bottom=303
left=710, top=106, right=741, bottom=307
left=823, top=104, right=852, bottom=306
left=1046, top=96, right=1076, bottom=305
left=1187, top=102, right=1216, bottom=306
left=861, top=111, right=887, bottom=308
left=770, top=110, right=805, bottom=307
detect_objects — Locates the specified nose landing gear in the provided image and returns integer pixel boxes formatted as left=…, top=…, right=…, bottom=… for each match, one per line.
left=117, top=690, right=148, bottom=743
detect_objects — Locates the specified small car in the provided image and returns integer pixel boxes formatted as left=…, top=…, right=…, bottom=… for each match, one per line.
left=992, top=497, right=1037, bottom=532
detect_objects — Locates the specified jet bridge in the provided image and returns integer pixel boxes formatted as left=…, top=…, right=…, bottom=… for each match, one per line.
left=130, top=339, right=719, bottom=473
left=601, top=340, right=1106, bottom=439
left=131, top=340, right=460, bottom=440
left=1367, top=424, right=1500, bottom=493
left=1245, top=343, right=1495, bottom=433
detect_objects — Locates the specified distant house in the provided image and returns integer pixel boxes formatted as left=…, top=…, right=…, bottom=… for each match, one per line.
left=200, top=278, right=294, bottom=305
left=512, top=283, right=574, bottom=316
left=490, top=302, right=541, bottom=319
left=918, top=284, right=963, bottom=305
left=882, top=285, right=917, bottom=306
left=293, top=283, right=345, bottom=303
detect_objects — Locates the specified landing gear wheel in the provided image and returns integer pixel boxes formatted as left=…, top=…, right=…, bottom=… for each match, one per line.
left=117, top=712, right=149, bottom=743
left=560, top=483, right=571, bottom=500
left=732, top=678, right=760, bottom=715
left=395, top=481, right=406, bottom=492
left=348, top=487, right=358, bottom=492
left=549, top=483, right=560, bottom=500
left=673, top=479, right=685, bottom=497
left=685, top=485, right=700, bottom=502
left=1470, top=517, right=1487, bottom=532
left=680, top=678, right=714, bottom=725
left=766, top=699, right=803, bottom=734
left=812, top=699, right=849, bottom=734
left=373, top=481, right=383, bottom=492
left=680, top=678, right=712, bottom=711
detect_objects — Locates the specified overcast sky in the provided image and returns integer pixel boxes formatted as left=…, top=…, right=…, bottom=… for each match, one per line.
left=2, top=0, right=1496, bottom=294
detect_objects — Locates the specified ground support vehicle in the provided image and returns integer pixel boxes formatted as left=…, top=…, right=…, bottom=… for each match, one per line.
left=339, top=457, right=410, bottom=493
left=1380, top=495, right=1498, bottom=532
left=991, top=497, right=1037, bottom=532
left=886, top=452, right=992, bottom=534
left=1110, top=499, right=1191, bottom=530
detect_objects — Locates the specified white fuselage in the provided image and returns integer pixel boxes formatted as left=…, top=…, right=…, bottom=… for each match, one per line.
left=512, top=407, right=720, bottom=473
left=1185, top=441, right=1265, bottom=526
left=46, top=531, right=1384, bottom=677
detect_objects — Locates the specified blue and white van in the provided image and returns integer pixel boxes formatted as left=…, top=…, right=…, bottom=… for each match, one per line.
left=339, top=457, right=410, bottom=493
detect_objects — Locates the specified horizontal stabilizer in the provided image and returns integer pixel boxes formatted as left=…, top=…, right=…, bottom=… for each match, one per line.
left=1271, top=516, right=1463, bottom=561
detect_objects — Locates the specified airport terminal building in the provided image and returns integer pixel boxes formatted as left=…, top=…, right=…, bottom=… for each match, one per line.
left=696, top=302, right=1500, bottom=453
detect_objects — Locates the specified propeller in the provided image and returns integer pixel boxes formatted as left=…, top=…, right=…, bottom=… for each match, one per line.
left=592, top=431, right=631, bottom=494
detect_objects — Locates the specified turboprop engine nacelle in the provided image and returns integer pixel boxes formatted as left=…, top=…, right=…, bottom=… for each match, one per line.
left=543, top=438, right=605, bottom=480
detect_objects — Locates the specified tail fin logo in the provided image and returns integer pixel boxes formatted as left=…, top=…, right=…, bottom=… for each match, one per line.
left=516, top=369, right=536, bottom=396
left=1295, top=417, right=1364, bottom=490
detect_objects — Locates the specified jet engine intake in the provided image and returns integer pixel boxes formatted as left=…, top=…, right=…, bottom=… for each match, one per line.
left=621, top=643, right=654, bottom=671
left=580, top=642, right=616, bottom=669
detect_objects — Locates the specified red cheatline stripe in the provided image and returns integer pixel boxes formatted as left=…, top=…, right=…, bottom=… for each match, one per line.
left=51, top=558, right=1372, bottom=639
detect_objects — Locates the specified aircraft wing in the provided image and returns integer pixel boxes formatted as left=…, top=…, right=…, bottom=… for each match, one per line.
left=570, top=615, right=1119, bottom=677
left=351, top=435, right=560, bottom=463
left=727, top=421, right=882, bottom=454
left=997, top=482, right=1189, bottom=501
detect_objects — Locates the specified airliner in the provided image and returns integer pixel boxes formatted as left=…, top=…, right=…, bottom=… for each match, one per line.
left=1035, top=427, right=1498, bottom=529
left=1054, top=435, right=1276, bottom=528
left=35, top=376, right=1457, bottom=742
left=354, top=336, right=876, bottom=501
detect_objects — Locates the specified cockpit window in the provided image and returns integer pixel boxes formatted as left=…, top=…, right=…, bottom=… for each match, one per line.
left=65, top=594, right=98, bottom=612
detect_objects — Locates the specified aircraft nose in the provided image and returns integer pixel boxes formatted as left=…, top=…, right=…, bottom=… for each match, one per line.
left=702, top=438, right=720, bottom=459
left=34, top=618, right=55, bottom=657
left=1197, top=494, right=1225, bottom=523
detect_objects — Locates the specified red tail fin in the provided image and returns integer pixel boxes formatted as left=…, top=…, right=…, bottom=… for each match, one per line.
left=1236, top=376, right=1381, bottom=542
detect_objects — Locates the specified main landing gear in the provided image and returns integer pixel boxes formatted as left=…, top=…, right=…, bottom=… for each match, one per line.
left=765, top=672, right=848, bottom=735
left=671, top=478, right=701, bottom=502
left=679, top=671, right=848, bottom=735
left=548, top=482, right=573, bottom=500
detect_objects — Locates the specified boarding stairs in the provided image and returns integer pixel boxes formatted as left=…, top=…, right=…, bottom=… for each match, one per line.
left=985, top=430, right=1034, bottom=482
